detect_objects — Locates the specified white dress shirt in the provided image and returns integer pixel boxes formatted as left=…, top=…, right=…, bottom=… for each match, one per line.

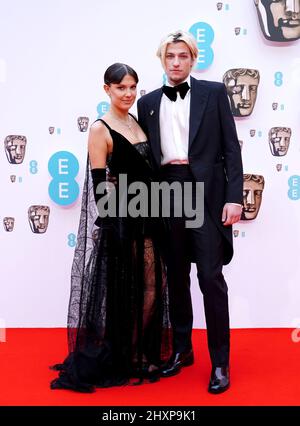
left=160, top=76, right=191, bottom=166
left=159, top=76, right=242, bottom=209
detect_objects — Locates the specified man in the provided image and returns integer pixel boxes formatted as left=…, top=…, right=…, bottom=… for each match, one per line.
left=137, top=30, right=243, bottom=393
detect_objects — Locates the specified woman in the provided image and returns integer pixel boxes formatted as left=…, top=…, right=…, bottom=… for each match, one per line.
left=50, top=63, right=172, bottom=392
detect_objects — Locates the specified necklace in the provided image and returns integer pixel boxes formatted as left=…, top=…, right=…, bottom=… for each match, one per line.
left=110, top=113, right=132, bottom=128
left=110, top=114, right=139, bottom=142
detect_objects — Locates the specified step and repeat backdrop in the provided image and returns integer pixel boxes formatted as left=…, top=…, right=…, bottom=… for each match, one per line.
left=0, top=0, right=299, bottom=328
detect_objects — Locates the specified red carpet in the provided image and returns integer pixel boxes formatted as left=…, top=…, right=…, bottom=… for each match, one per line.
left=0, top=328, right=300, bottom=406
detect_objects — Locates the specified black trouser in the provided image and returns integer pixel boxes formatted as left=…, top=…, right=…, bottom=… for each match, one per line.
left=160, top=165, right=229, bottom=367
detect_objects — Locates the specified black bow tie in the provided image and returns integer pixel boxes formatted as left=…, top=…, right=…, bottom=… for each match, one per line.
left=162, top=81, right=190, bottom=101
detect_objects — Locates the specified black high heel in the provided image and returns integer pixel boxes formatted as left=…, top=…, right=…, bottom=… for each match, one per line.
left=131, top=362, right=160, bottom=384
left=145, top=366, right=160, bottom=383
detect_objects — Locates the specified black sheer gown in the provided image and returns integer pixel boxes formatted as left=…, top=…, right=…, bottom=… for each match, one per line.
left=50, top=118, right=172, bottom=392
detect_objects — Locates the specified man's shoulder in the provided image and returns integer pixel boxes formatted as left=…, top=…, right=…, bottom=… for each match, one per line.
left=191, top=77, right=224, bottom=92
left=138, top=87, right=162, bottom=105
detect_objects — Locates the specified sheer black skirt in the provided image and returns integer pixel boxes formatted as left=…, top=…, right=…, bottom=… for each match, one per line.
left=50, top=158, right=172, bottom=392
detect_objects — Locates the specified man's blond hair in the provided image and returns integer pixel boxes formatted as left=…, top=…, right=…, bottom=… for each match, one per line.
left=157, top=30, right=198, bottom=68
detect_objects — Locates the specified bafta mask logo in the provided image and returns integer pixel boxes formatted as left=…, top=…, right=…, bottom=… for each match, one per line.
left=276, top=163, right=283, bottom=171
left=28, top=205, right=50, bottom=234
left=140, top=89, right=146, bottom=97
left=269, top=126, right=291, bottom=156
left=250, top=129, right=256, bottom=137
left=223, top=69, right=260, bottom=117
left=217, top=2, right=223, bottom=10
left=10, top=175, right=16, bottom=183
left=254, top=0, right=300, bottom=42
left=3, top=217, right=15, bottom=232
left=235, top=27, right=241, bottom=35
left=272, top=102, right=278, bottom=110
left=233, top=229, right=240, bottom=237
left=242, top=174, right=265, bottom=220
left=77, top=116, right=89, bottom=132
left=49, top=126, right=55, bottom=134
left=4, top=135, right=27, bottom=164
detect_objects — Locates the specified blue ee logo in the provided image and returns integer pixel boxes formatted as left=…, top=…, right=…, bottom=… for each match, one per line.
left=288, top=175, right=300, bottom=200
left=48, top=151, right=79, bottom=205
left=274, top=71, right=283, bottom=87
left=189, top=22, right=214, bottom=70
left=97, top=101, right=110, bottom=118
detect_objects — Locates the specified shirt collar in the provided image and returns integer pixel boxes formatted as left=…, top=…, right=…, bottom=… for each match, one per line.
left=165, top=75, right=191, bottom=88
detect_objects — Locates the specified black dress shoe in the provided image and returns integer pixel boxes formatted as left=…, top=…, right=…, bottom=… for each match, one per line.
left=161, top=350, right=194, bottom=377
left=208, top=366, right=230, bottom=394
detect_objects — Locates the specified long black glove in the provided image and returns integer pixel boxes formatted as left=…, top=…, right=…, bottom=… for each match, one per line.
left=91, top=168, right=106, bottom=225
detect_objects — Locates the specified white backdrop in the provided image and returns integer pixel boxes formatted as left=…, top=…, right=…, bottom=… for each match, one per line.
left=0, top=0, right=299, bottom=328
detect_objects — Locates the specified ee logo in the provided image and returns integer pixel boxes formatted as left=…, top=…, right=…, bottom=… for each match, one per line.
left=288, top=175, right=300, bottom=200
left=48, top=151, right=79, bottom=205
left=189, top=22, right=214, bottom=70
left=274, top=72, right=283, bottom=87
left=68, top=233, right=77, bottom=247
left=97, top=101, right=110, bottom=118
left=29, top=160, right=38, bottom=174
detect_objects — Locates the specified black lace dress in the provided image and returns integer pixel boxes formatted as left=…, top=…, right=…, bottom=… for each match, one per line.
left=50, top=119, right=172, bottom=392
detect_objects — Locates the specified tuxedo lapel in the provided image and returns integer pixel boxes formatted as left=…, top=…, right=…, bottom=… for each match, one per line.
left=189, top=77, right=209, bottom=150
left=146, top=89, right=163, bottom=168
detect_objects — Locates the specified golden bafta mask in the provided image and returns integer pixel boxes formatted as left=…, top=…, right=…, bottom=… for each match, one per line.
left=4, top=135, right=27, bottom=164
left=223, top=69, right=260, bottom=117
left=3, top=217, right=15, bottom=232
left=241, top=174, right=265, bottom=220
left=254, top=0, right=300, bottom=42
left=28, top=205, right=50, bottom=234
left=77, top=117, right=89, bottom=132
left=269, top=127, right=291, bottom=156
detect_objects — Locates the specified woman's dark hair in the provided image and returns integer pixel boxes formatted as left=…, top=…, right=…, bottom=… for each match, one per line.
left=104, top=63, right=139, bottom=85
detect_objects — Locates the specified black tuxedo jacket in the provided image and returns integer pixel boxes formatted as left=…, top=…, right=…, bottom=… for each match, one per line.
left=137, top=77, right=243, bottom=264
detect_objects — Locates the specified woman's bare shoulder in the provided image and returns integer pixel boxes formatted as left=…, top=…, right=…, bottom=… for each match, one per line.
left=88, top=120, right=111, bottom=144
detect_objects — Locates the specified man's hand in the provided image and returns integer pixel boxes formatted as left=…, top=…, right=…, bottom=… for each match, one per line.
left=222, top=203, right=242, bottom=226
